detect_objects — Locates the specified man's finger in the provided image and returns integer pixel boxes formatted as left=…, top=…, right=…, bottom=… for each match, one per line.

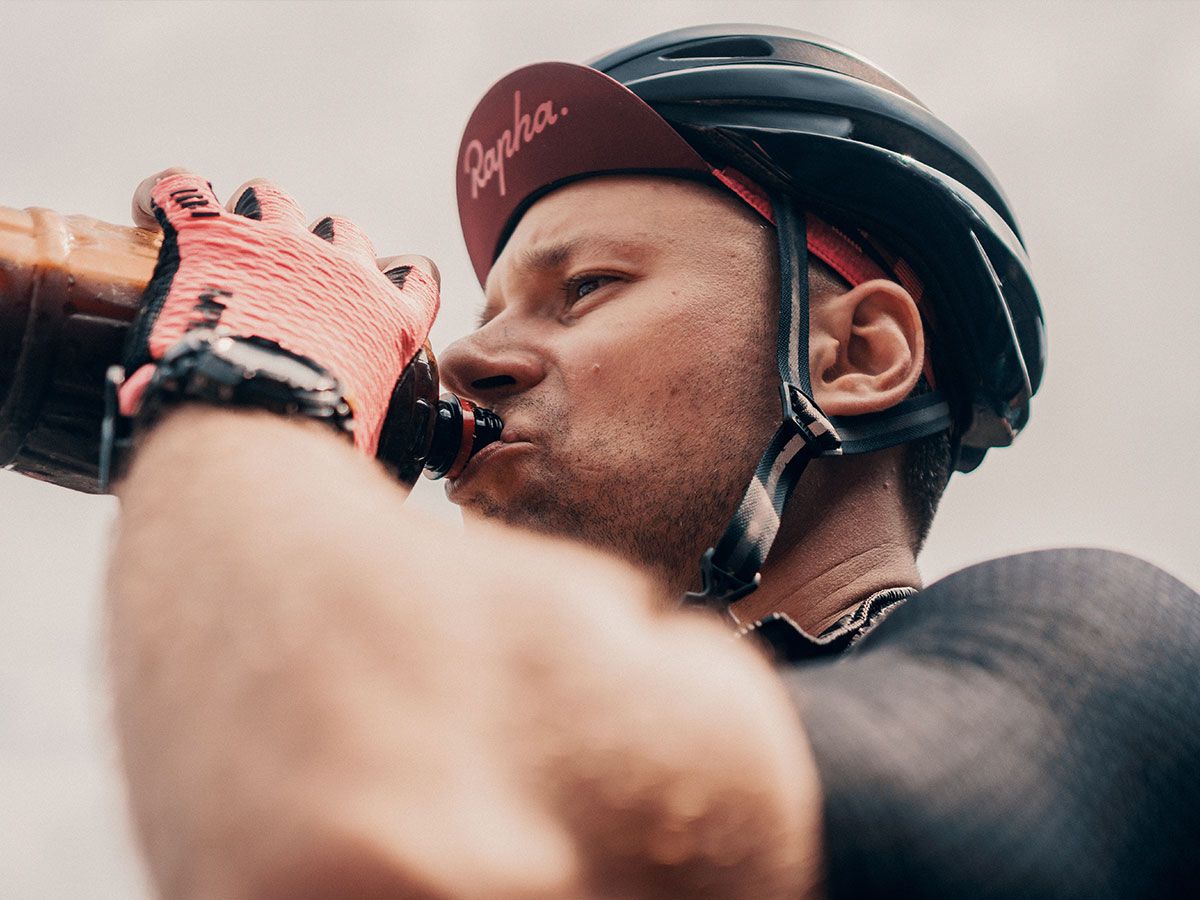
left=377, top=254, right=441, bottom=293
left=225, top=179, right=307, bottom=231
left=311, top=215, right=376, bottom=263
left=130, top=166, right=192, bottom=229
left=146, top=172, right=224, bottom=233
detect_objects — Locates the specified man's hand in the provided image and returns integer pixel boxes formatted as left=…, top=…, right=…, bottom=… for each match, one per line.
left=108, top=407, right=823, bottom=898
left=121, top=170, right=439, bottom=454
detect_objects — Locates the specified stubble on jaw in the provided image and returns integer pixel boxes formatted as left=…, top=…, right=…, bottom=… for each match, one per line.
left=461, top=364, right=777, bottom=599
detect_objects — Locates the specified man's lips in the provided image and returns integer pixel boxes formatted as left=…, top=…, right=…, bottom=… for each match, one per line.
left=445, top=431, right=534, bottom=496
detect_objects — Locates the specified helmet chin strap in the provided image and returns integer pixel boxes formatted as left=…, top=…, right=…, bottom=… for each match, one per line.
left=681, top=196, right=952, bottom=620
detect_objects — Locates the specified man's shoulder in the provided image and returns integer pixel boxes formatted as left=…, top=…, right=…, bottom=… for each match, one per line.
left=876, top=547, right=1200, bottom=668
left=925, top=546, right=1195, bottom=611
left=789, top=547, right=1200, bottom=899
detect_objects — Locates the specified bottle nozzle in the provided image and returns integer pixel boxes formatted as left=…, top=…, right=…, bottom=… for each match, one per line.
left=423, top=394, right=503, bottom=480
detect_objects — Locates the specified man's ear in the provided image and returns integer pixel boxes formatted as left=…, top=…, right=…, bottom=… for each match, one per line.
left=809, top=278, right=925, bottom=416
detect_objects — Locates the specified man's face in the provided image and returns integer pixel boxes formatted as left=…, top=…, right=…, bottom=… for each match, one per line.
left=439, top=175, right=779, bottom=591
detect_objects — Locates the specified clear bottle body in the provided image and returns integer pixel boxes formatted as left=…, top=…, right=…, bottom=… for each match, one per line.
left=0, top=207, right=159, bottom=491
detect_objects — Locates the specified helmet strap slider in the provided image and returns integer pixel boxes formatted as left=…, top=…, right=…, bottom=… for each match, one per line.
left=780, top=383, right=842, bottom=457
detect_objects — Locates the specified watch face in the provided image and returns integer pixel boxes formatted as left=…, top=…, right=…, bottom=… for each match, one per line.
left=210, top=334, right=338, bottom=393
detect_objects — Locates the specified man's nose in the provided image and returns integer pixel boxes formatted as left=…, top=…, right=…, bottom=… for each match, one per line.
left=438, top=324, right=547, bottom=405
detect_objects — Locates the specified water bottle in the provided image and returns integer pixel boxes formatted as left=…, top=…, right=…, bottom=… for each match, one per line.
left=0, top=205, right=499, bottom=493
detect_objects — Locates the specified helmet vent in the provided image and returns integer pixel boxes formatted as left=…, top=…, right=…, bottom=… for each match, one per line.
left=661, top=37, right=774, bottom=60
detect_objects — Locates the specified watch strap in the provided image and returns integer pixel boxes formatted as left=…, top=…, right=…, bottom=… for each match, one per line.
left=100, top=329, right=353, bottom=488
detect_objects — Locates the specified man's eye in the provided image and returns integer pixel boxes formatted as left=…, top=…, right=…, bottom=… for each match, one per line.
left=564, top=274, right=615, bottom=304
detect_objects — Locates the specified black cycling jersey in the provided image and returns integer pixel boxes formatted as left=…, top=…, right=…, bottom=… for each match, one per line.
left=778, top=548, right=1200, bottom=900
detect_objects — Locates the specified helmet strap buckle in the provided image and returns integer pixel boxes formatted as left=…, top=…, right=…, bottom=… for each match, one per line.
left=780, top=382, right=842, bottom=457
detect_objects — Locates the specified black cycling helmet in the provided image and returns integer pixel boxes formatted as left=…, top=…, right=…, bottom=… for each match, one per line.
left=457, top=25, right=1046, bottom=612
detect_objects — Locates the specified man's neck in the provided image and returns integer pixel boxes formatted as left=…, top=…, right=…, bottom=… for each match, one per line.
left=724, top=455, right=922, bottom=634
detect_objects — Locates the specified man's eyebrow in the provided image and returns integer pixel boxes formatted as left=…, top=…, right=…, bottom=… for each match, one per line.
left=516, top=236, right=648, bottom=274
left=476, top=236, right=650, bottom=328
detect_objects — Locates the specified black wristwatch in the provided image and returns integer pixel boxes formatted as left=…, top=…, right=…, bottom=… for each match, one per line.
left=100, top=328, right=353, bottom=488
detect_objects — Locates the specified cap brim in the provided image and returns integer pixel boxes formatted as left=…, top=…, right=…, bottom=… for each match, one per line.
left=457, top=61, right=711, bottom=285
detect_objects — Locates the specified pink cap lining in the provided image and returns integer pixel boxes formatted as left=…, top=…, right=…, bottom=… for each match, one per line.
left=712, top=167, right=924, bottom=302
left=712, top=166, right=933, bottom=386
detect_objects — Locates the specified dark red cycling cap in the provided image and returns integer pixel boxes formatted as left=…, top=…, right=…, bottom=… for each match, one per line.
left=456, top=61, right=713, bottom=285
left=455, top=60, right=921, bottom=304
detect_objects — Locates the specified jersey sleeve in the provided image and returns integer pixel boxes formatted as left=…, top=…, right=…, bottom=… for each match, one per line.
left=780, top=548, right=1200, bottom=900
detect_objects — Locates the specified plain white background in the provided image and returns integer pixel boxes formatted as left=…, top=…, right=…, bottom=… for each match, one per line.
left=1, top=1, right=1197, bottom=895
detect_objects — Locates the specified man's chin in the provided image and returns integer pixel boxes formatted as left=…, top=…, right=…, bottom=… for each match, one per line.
left=452, top=483, right=588, bottom=543
left=457, top=494, right=688, bottom=603
left=457, top=492, right=555, bottom=531
left=455, top=494, right=514, bottom=525
left=445, top=474, right=534, bottom=526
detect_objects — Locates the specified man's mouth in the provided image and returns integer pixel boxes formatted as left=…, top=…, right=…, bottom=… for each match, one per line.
left=444, top=430, right=534, bottom=499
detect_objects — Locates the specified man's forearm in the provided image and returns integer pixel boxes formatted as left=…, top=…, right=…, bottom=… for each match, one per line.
left=107, top=406, right=821, bottom=897
left=108, top=406, right=574, bottom=896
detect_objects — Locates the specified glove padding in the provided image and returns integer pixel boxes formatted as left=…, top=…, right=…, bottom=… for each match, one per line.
left=120, top=171, right=439, bottom=454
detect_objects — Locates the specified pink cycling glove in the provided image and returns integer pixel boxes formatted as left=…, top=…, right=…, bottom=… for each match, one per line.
left=120, top=171, right=439, bottom=454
